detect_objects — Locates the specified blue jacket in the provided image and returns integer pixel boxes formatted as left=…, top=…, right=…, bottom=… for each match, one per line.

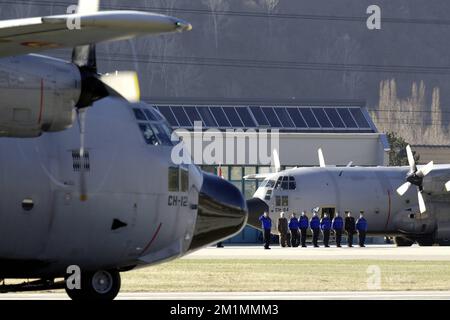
left=320, top=217, right=331, bottom=231
left=356, top=217, right=368, bottom=232
left=310, top=216, right=320, bottom=229
left=288, top=217, right=299, bottom=230
left=332, top=216, right=344, bottom=230
left=259, top=215, right=272, bottom=230
left=299, top=216, right=309, bottom=229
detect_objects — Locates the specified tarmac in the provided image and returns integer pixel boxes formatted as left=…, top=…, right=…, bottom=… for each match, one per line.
left=184, top=244, right=450, bottom=261
left=2, top=245, right=450, bottom=300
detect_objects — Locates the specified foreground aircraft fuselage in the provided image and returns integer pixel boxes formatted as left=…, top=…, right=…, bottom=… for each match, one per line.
left=247, top=166, right=450, bottom=245
left=0, top=96, right=247, bottom=278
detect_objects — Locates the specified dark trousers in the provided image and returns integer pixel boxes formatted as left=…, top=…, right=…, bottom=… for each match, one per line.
left=335, top=229, right=343, bottom=247
left=279, top=232, right=288, bottom=247
left=290, top=229, right=299, bottom=247
left=359, top=231, right=366, bottom=247
left=346, top=231, right=354, bottom=247
left=300, top=228, right=308, bottom=247
left=263, top=229, right=271, bottom=248
left=322, top=229, right=330, bottom=247
left=287, top=232, right=292, bottom=247
left=312, top=228, right=320, bottom=247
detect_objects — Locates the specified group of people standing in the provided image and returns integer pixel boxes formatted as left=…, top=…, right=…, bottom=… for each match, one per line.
left=259, top=211, right=368, bottom=250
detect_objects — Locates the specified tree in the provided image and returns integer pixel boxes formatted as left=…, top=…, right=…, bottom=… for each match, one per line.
left=386, top=132, right=419, bottom=167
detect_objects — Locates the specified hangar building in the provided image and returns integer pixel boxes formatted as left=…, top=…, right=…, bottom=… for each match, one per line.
left=148, top=98, right=390, bottom=243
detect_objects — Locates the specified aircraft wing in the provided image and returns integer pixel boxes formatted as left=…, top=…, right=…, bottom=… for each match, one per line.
left=243, top=173, right=275, bottom=180
left=0, top=11, right=192, bottom=58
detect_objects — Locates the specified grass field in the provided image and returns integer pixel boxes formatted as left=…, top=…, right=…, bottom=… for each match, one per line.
left=120, top=259, right=450, bottom=292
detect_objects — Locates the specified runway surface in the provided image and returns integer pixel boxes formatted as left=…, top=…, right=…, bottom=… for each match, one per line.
left=1, top=291, right=450, bottom=300
left=184, top=244, right=450, bottom=260
left=2, top=245, right=450, bottom=300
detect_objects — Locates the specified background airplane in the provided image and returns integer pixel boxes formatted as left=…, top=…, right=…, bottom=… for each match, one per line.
left=0, top=0, right=247, bottom=300
left=246, top=146, right=450, bottom=247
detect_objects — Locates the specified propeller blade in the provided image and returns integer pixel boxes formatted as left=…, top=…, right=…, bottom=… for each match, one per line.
left=273, top=149, right=281, bottom=173
left=100, top=71, right=141, bottom=103
left=77, top=0, right=100, bottom=14
left=77, top=109, right=88, bottom=202
left=318, top=148, right=326, bottom=168
left=406, top=145, right=417, bottom=173
left=417, top=190, right=426, bottom=214
left=445, top=181, right=450, bottom=192
left=397, top=182, right=412, bottom=196
left=417, top=161, right=434, bottom=177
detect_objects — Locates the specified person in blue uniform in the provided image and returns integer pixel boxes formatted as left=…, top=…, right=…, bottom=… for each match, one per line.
left=356, top=213, right=368, bottom=247
left=259, top=212, right=272, bottom=250
left=332, top=212, right=344, bottom=247
left=320, top=213, right=332, bottom=247
left=310, top=211, right=321, bottom=248
left=299, top=211, right=309, bottom=248
left=288, top=213, right=299, bottom=247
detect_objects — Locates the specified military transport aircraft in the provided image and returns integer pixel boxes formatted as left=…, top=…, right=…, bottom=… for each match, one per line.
left=0, top=0, right=247, bottom=300
left=246, top=146, right=450, bottom=247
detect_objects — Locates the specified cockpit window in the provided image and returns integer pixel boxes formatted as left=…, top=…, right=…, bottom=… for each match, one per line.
left=289, top=176, right=297, bottom=190
left=274, top=177, right=283, bottom=189
left=281, top=176, right=289, bottom=190
left=133, top=108, right=147, bottom=121
left=273, top=175, right=297, bottom=190
left=134, top=107, right=175, bottom=146
left=139, top=124, right=159, bottom=146
left=266, top=180, right=275, bottom=188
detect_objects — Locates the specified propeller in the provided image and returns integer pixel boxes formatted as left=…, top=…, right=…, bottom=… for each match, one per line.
left=71, top=0, right=142, bottom=201
left=273, top=149, right=281, bottom=173
left=396, top=145, right=434, bottom=213
left=318, top=148, right=326, bottom=168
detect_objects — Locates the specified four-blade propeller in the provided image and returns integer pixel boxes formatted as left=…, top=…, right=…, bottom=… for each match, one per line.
left=396, top=145, right=434, bottom=213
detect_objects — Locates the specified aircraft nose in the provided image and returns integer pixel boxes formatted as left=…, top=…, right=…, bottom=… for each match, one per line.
left=188, top=173, right=248, bottom=251
left=246, top=198, right=269, bottom=230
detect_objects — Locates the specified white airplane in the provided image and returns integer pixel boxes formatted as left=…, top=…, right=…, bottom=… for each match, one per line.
left=0, top=1, right=247, bottom=300
left=246, top=146, right=450, bottom=247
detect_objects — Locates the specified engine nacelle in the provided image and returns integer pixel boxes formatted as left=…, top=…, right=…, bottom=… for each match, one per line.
left=0, top=55, right=81, bottom=137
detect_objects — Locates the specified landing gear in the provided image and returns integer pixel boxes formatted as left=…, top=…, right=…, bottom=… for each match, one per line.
left=65, top=269, right=121, bottom=301
left=394, top=236, right=414, bottom=247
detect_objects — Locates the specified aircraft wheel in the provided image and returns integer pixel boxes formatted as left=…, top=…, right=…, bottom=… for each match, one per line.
left=416, top=237, right=435, bottom=247
left=394, top=236, right=414, bottom=247
left=65, top=269, right=121, bottom=301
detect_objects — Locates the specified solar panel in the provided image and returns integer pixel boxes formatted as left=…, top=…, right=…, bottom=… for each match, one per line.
left=236, top=107, right=256, bottom=127
left=324, top=108, right=345, bottom=128
left=262, top=107, right=282, bottom=127
left=171, top=106, right=192, bottom=127
left=287, top=108, right=307, bottom=128
left=312, top=108, right=332, bottom=128
left=250, top=107, right=270, bottom=126
left=299, top=108, right=320, bottom=128
left=350, top=108, right=370, bottom=128
left=223, top=107, right=244, bottom=127
left=197, top=107, right=217, bottom=127
left=337, top=108, right=358, bottom=128
left=184, top=106, right=204, bottom=126
left=274, top=108, right=295, bottom=128
left=157, top=107, right=179, bottom=127
left=210, top=107, right=231, bottom=127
